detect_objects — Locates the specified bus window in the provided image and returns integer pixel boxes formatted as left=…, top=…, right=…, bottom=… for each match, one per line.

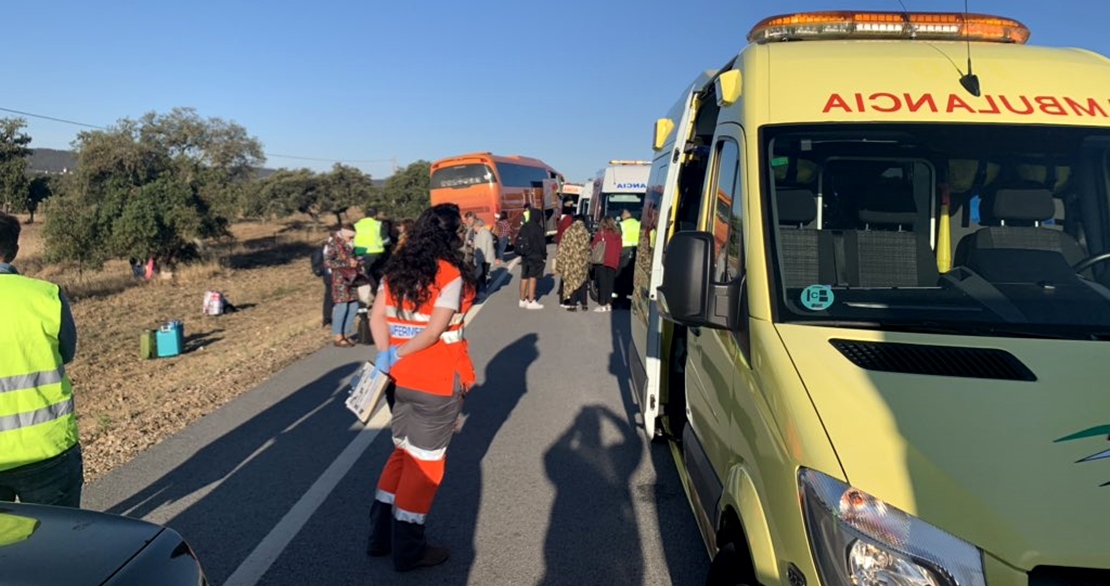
left=498, top=163, right=552, bottom=188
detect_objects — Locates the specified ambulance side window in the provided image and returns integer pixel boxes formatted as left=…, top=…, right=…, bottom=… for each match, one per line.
left=710, top=139, right=743, bottom=283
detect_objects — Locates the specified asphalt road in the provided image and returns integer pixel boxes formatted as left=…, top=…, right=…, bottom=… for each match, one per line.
left=84, top=252, right=708, bottom=586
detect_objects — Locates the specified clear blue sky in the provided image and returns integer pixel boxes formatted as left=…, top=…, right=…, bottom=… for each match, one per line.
left=6, top=0, right=1109, bottom=182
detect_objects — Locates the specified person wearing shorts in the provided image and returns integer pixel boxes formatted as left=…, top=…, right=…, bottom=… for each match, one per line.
left=516, top=208, right=547, bottom=309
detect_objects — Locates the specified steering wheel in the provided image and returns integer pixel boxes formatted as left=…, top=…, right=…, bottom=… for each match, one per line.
left=1072, top=252, right=1110, bottom=273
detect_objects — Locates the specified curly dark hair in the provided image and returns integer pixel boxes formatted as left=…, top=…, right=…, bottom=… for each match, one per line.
left=382, top=203, right=475, bottom=308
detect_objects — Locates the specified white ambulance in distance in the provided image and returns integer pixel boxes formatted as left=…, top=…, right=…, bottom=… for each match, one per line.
left=587, top=160, right=651, bottom=226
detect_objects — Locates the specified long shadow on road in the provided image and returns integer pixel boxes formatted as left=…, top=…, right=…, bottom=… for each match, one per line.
left=539, top=403, right=643, bottom=585
left=273, top=333, right=541, bottom=586
left=605, top=308, right=707, bottom=586
left=103, top=362, right=363, bottom=584
left=443, top=333, right=539, bottom=583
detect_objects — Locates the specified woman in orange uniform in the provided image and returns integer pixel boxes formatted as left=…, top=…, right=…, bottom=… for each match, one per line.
left=365, top=203, right=477, bottom=572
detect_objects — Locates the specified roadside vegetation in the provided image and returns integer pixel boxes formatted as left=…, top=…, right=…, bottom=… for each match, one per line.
left=0, top=109, right=434, bottom=481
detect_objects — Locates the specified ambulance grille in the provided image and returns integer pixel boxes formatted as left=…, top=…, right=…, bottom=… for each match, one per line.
left=1029, top=566, right=1110, bottom=586
left=829, top=339, right=1037, bottom=381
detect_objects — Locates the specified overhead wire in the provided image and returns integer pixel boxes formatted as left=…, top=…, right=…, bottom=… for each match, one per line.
left=0, top=105, right=392, bottom=166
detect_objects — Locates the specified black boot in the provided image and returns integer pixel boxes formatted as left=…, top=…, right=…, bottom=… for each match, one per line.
left=366, top=499, right=392, bottom=557
left=393, top=518, right=449, bottom=572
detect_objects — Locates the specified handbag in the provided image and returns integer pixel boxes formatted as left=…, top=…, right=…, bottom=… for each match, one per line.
left=590, top=239, right=607, bottom=265
left=337, top=267, right=363, bottom=286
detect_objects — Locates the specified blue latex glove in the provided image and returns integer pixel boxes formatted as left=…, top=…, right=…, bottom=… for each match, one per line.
left=374, top=346, right=400, bottom=375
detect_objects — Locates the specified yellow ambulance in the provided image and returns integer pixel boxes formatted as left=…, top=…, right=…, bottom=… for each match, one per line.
left=628, top=11, right=1110, bottom=586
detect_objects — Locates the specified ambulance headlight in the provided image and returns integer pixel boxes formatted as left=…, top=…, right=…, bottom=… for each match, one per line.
left=799, top=469, right=986, bottom=586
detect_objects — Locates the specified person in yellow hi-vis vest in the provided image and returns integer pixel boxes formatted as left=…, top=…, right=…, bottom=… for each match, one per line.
left=616, top=210, right=641, bottom=304
left=354, top=207, right=387, bottom=256
left=354, top=207, right=391, bottom=281
left=0, top=213, right=82, bottom=508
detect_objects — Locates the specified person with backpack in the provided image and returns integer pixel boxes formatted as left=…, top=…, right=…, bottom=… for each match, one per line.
left=324, top=224, right=363, bottom=346
left=516, top=208, right=547, bottom=309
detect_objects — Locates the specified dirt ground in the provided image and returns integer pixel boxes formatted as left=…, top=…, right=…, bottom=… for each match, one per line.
left=14, top=216, right=347, bottom=482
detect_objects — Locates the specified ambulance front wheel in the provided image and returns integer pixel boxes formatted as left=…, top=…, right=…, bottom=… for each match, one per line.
left=705, top=541, right=752, bottom=586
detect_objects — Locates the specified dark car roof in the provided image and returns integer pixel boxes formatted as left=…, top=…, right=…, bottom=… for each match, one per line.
left=0, top=503, right=164, bottom=586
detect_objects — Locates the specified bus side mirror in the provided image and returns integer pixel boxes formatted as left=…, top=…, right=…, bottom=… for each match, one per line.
left=656, top=231, right=736, bottom=330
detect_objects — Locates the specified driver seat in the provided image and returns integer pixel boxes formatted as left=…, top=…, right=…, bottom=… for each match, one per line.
left=954, top=186, right=1086, bottom=270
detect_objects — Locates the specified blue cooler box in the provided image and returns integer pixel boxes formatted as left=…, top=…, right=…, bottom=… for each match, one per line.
left=156, top=321, right=184, bottom=358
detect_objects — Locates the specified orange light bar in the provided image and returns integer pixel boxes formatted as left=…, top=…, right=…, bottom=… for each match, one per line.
left=747, top=11, right=1030, bottom=45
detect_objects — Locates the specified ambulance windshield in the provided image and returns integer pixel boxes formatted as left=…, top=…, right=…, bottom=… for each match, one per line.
left=765, top=124, right=1110, bottom=339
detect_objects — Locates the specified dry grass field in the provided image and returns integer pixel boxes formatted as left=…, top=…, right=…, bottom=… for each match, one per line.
left=13, top=215, right=343, bottom=482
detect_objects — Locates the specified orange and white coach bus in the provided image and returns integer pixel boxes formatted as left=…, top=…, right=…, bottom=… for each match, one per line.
left=429, top=152, right=563, bottom=238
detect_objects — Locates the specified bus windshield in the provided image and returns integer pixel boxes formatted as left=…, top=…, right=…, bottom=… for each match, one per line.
left=430, top=163, right=495, bottom=189
left=764, top=123, right=1110, bottom=339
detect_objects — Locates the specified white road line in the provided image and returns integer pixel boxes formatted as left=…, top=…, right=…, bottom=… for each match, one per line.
left=125, top=396, right=341, bottom=525
left=222, top=405, right=391, bottom=586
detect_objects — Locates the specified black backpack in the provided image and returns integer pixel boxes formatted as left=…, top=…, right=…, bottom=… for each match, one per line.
left=310, top=246, right=325, bottom=277
left=515, top=225, right=533, bottom=257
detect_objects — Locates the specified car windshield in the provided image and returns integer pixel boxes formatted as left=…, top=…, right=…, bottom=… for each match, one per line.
left=765, top=123, right=1110, bottom=339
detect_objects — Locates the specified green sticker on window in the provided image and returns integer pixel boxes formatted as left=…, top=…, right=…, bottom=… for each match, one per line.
left=800, top=285, right=834, bottom=311
left=771, top=156, right=789, bottom=167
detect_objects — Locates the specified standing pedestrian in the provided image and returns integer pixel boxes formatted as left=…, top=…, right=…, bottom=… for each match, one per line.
left=355, top=206, right=390, bottom=283
left=462, top=212, right=479, bottom=269
left=325, top=223, right=362, bottom=347
left=493, top=212, right=511, bottom=265
left=616, top=209, right=641, bottom=305
left=516, top=207, right=547, bottom=309
left=470, top=217, right=495, bottom=295
left=555, top=200, right=575, bottom=244
left=554, top=215, right=591, bottom=311
left=554, top=200, right=577, bottom=302
left=591, top=216, right=621, bottom=312
left=312, top=235, right=335, bottom=327
left=366, top=203, right=477, bottom=572
left=0, top=212, right=83, bottom=508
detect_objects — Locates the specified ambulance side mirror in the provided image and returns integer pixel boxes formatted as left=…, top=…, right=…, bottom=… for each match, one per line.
left=656, top=231, right=736, bottom=330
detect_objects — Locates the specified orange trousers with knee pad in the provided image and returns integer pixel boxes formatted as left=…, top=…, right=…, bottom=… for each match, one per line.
left=373, top=383, right=463, bottom=523
left=376, top=447, right=446, bottom=520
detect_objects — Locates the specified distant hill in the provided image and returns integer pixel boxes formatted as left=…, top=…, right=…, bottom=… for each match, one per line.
left=28, top=147, right=285, bottom=179
left=29, top=148, right=77, bottom=174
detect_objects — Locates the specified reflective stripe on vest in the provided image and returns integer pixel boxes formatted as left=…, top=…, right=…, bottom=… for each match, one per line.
left=0, top=368, right=65, bottom=394
left=386, top=307, right=465, bottom=344
left=0, top=274, right=78, bottom=472
left=0, top=397, right=74, bottom=432
left=354, top=217, right=385, bottom=254
left=620, top=218, right=641, bottom=248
